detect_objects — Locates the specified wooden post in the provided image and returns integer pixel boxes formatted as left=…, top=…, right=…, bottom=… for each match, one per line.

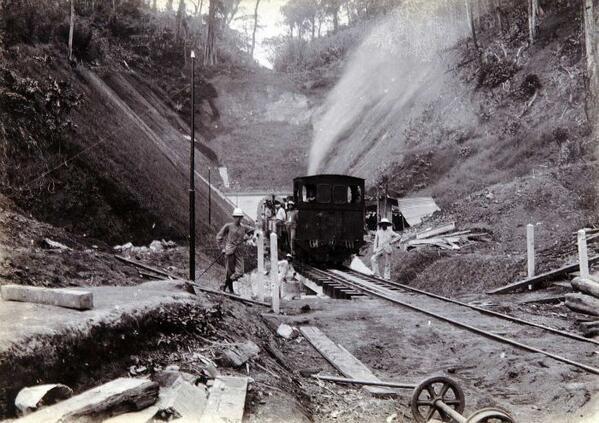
left=579, top=229, right=590, bottom=279
left=256, top=231, right=265, bottom=302
left=527, top=224, right=535, bottom=278
left=270, top=233, right=279, bottom=313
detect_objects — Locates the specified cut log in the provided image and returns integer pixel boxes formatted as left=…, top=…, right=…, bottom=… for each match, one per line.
left=15, top=384, right=73, bottom=416
left=199, top=376, right=249, bottom=423
left=1, top=285, right=93, bottom=310
left=571, top=277, right=599, bottom=299
left=416, top=222, right=456, bottom=239
left=565, top=293, right=599, bottom=317
left=17, top=378, right=159, bottom=423
left=488, top=255, right=599, bottom=294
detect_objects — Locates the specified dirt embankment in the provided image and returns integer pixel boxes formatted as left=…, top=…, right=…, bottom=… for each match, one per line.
left=0, top=285, right=313, bottom=421
left=310, top=2, right=599, bottom=293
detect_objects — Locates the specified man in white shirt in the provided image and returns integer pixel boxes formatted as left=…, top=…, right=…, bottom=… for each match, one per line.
left=370, top=218, right=401, bottom=280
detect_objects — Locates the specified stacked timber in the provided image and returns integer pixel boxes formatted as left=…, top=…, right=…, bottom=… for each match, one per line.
left=402, top=222, right=490, bottom=251
left=565, top=276, right=599, bottom=337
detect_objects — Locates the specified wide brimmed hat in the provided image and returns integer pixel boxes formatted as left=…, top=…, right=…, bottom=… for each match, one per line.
left=378, top=218, right=392, bottom=226
left=232, top=208, right=244, bottom=217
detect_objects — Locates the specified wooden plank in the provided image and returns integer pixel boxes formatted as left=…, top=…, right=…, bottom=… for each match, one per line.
left=299, top=326, right=396, bottom=396
left=416, top=222, right=456, bottom=239
left=199, top=376, right=249, bottom=423
left=17, top=378, right=159, bottom=423
left=1, top=285, right=93, bottom=310
left=488, top=255, right=599, bottom=294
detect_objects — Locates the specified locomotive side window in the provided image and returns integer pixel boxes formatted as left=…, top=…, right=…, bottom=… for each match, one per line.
left=317, top=184, right=331, bottom=203
left=333, top=185, right=347, bottom=204
left=350, top=185, right=362, bottom=204
left=303, top=184, right=317, bottom=202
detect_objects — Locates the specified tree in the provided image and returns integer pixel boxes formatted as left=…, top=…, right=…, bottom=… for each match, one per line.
left=323, top=0, right=340, bottom=33
left=68, top=0, right=75, bottom=61
left=166, top=0, right=174, bottom=12
left=465, top=0, right=479, bottom=51
left=189, top=0, right=204, bottom=15
left=222, top=0, right=242, bottom=25
left=204, top=0, right=217, bottom=65
left=176, top=0, right=186, bottom=42
left=584, top=0, right=599, bottom=134
left=528, top=0, right=538, bottom=44
left=250, top=0, right=261, bottom=58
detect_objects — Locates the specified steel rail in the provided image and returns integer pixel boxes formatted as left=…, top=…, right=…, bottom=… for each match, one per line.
left=305, top=267, right=599, bottom=375
left=343, top=268, right=599, bottom=346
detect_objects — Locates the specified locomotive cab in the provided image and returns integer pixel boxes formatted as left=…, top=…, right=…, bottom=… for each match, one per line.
left=293, top=175, right=365, bottom=265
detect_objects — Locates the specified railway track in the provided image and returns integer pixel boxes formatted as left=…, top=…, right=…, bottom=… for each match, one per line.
left=299, top=265, right=599, bottom=376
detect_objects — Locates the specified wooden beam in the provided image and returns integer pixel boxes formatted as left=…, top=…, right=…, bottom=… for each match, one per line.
left=416, top=222, right=456, bottom=239
left=17, top=378, right=159, bottom=422
left=199, top=376, right=249, bottom=423
left=299, top=326, right=396, bottom=396
left=1, top=285, right=93, bottom=310
left=488, top=255, right=599, bottom=294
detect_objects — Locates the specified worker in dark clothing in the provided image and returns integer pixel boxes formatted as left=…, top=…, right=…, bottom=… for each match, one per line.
left=216, top=208, right=254, bottom=294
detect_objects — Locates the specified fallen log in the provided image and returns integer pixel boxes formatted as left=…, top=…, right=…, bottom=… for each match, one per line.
left=565, top=293, right=599, bottom=317
left=489, top=255, right=599, bottom=294
left=17, top=378, right=159, bottom=423
left=1, top=285, right=93, bottom=311
left=571, top=277, right=599, bottom=299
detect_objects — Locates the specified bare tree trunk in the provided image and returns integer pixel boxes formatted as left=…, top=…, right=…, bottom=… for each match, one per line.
left=250, top=0, right=261, bottom=58
left=311, top=16, right=315, bottom=40
left=68, top=0, right=75, bottom=61
left=528, top=0, right=538, bottom=44
left=465, top=0, right=479, bottom=51
left=203, top=0, right=217, bottom=66
left=584, top=0, right=599, bottom=141
left=176, top=0, right=185, bottom=42
left=332, top=11, right=338, bottom=33
left=152, top=0, right=157, bottom=11
left=199, top=0, right=203, bottom=15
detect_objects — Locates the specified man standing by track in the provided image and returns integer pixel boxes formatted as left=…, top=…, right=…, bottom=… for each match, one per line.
left=216, top=208, right=254, bottom=294
left=370, top=218, right=401, bottom=280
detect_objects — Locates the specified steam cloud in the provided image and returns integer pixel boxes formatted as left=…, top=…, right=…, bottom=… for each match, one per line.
left=308, top=0, right=481, bottom=175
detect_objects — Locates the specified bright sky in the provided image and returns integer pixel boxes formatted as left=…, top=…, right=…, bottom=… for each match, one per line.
left=156, top=0, right=288, bottom=68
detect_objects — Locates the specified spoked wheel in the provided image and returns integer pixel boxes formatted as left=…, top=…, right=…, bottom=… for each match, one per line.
left=465, top=407, right=515, bottom=423
left=410, top=376, right=465, bottom=422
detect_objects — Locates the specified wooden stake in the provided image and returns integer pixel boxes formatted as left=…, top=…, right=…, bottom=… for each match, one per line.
left=527, top=224, right=535, bottom=278
left=578, top=229, right=590, bottom=279
left=257, top=231, right=265, bottom=302
left=270, top=233, right=279, bottom=313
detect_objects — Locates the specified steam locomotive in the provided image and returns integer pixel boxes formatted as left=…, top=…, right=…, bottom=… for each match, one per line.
left=292, top=174, right=365, bottom=264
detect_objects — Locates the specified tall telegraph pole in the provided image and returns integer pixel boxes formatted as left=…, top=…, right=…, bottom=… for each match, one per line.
left=189, top=50, right=196, bottom=281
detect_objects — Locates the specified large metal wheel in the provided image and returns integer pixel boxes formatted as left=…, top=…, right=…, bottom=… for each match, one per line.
left=465, top=407, right=515, bottom=423
left=410, top=376, right=465, bottom=422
